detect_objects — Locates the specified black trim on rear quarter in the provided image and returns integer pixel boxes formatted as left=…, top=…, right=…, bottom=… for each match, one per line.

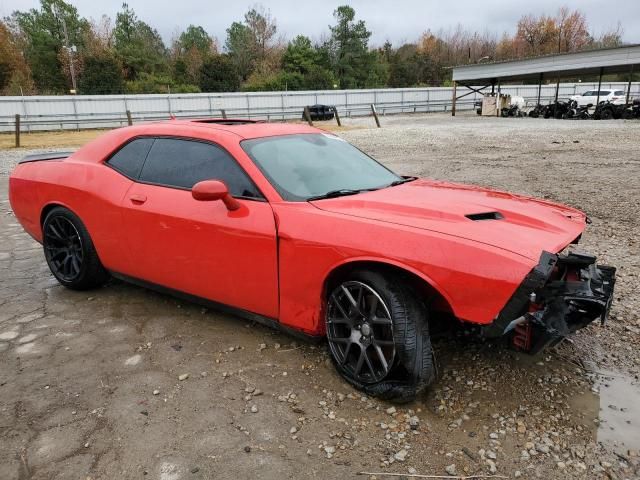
left=19, top=151, right=75, bottom=164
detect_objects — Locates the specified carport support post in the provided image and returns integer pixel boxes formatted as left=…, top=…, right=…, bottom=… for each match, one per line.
left=554, top=77, right=560, bottom=103
left=126, top=110, right=132, bottom=126
left=451, top=81, right=457, bottom=116
left=221, top=109, right=227, bottom=119
left=596, top=67, right=604, bottom=107
left=537, top=73, right=543, bottom=106
left=15, top=114, right=20, bottom=148
left=626, top=65, right=634, bottom=105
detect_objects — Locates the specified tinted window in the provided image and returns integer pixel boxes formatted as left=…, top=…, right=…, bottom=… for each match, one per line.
left=614, top=90, right=625, bottom=95
left=582, top=91, right=595, bottom=96
left=139, top=138, right=261, bottom=198
left=599, top=90, right=612, bottom=95
left=107, top=138, right=154, bottom=178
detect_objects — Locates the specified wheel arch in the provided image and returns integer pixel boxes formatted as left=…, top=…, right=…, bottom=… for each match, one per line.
left=40, top=202, right=100, bottom=259
left=40, top=201, right=76, bottom=228
left=322, top=258, right=457, bottom=318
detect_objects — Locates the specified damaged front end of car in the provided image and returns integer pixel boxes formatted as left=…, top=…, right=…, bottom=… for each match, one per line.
left=483, top=251, right=616, bottom=354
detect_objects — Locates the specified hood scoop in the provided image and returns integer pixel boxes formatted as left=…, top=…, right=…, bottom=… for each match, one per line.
left=465, top=211, right=504, bottom=221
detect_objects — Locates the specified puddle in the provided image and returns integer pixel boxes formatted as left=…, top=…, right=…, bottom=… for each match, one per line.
left=596, top=370, right=640, bottom=450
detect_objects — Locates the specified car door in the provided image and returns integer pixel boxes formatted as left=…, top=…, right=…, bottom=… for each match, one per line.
left=120, top=137, right=279, bottom=319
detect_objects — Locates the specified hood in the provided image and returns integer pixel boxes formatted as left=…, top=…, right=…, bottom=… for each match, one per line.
left=310, top=179, right=587, bottom=261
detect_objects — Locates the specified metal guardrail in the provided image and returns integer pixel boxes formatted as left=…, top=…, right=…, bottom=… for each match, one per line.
left=2, top=82, right=639, bottom=145
left=0, top=98, right=481, bottom=133
left=0, top=95, right=563, bottom=134
left=3, top=82, right=638, bottom=133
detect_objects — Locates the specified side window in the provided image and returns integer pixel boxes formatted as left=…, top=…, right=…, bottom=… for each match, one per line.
left=139, top=138, right=261, bottom=198
left=106, top=138, right=154, bottom=179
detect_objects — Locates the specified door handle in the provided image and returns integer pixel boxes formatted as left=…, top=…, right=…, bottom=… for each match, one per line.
left=129, top=194, right=147, bottom=205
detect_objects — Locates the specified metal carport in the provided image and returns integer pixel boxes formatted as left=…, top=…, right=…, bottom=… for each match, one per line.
left=450, top=44, right=640, bottom=116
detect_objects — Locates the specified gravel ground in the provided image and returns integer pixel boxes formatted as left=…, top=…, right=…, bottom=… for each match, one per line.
left=1, top=113, right=639, bottom=480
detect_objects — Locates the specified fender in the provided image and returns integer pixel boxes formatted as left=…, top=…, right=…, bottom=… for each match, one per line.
left=322, top=255, right=458, bottom=316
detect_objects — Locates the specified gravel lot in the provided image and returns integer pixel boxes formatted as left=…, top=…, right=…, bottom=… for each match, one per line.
left=1, top=113, right=639, bottom=479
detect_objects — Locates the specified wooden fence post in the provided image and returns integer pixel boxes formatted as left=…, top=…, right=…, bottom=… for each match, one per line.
left=333, top=107, right=341, bottom=127
left=303, top=106, right=313, bottom=126
left=126, top=110, right=132, bottom=126
left=15, top=114, right=21, bottom=148
left=451, top=81, right=457, bottom=116
left=370, top=104, right=381, bottom=128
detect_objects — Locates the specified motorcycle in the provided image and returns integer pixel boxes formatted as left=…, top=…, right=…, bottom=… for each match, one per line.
left=528, top=104, right=545, bottom=118
left=563, top=100, right=592, bottom=120
left=622, top=99, right=640, bottom=119
left=500, top=104, right=524, bottom=117
left=543, top=100, right=571, bottom=119
left=593, top=100, right=626, bottom=120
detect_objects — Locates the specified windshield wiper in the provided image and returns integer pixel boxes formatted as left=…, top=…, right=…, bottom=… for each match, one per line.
left=387, top=176, right=417, bottom=187
left=307, top=189, right=365, bottom=201
left=307, top=180, right=415, bottom=201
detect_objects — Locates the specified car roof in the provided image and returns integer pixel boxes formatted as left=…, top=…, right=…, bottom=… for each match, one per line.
left=70, top=119, right=328, bottom=165
left=161, top=118, right=324, bottom=140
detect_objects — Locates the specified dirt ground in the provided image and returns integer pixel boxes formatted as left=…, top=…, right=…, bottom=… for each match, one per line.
left=0, top=129, right=108, bottom=150
left=1, top=113, right=639, bottom=480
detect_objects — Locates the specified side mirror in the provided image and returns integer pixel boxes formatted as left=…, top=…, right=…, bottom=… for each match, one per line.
left=192, top=180, right=241, bottom=211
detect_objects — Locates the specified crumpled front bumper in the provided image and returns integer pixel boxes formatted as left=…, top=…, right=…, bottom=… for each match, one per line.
left=483, top=251, right=616, bottom=353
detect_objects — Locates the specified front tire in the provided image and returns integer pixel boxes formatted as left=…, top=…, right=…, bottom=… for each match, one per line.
left=325, top=269, right=436, bottom=402
left=42, top=207, right=109, bottom=290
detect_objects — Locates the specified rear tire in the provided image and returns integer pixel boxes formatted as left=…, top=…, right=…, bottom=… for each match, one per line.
left=325, top=269, right=436, bottom=402
left=42, top=207, right=109, bottom=290
left=601, top=109, right=613, bottom=120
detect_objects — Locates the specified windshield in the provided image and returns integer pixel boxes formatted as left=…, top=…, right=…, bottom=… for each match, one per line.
left=241, top=133, right=402, bottom=201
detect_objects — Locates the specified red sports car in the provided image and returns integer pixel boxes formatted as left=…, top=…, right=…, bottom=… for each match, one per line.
left=9, top=119, right=615, bottom=401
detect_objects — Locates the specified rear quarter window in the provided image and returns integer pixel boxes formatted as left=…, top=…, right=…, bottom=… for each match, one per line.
left=106, top=138, right=154, bottom=179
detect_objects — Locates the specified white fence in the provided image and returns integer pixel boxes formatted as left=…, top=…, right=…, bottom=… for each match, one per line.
left=1, top=82, right=638, bottom=132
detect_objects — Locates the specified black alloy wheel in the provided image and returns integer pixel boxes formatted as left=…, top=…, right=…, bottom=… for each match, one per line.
left=42, top=207, right=109, bottom=290
left=43, top=215, right=84, bottom=282
left=325, top=269, right=437, bottom=402
left=327, top=281, right=396, bottom=384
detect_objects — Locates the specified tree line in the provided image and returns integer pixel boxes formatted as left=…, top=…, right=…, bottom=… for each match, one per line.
left=0, top=0, right=626, bottom=96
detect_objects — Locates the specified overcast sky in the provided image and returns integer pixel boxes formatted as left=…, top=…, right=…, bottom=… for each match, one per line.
left=1, top=0, right=638, bottom=47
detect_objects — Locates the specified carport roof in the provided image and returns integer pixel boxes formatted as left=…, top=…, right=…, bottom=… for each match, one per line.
left=452, top=44, right=640, bottom=84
